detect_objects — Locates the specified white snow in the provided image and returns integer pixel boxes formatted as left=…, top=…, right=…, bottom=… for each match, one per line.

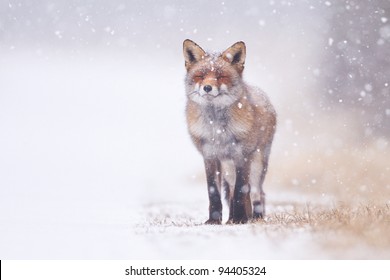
left=54, top=30, right=62, bottom=39
left=0, top=51, right=193, bottom=258
left=379, top=25, right=390, bottom=40
left=0, top=50, right=340, bottom=260
left=258, top=20, right=266, bottom=27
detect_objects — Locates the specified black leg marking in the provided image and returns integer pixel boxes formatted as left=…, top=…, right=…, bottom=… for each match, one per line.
left=204, top=159, right=222, bottom=225
left=232, top=165, right=251, bottom=224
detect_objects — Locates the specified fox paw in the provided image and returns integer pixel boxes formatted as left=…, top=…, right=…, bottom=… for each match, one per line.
left=205, top=219, right=222, bottom=225
left=233, top=217, right=249, bottom=224
left=227, top=216, right=249, bottom=224
left=253, top=201, right=265, bottom=220
left=252, top=213, right=264, bottom=220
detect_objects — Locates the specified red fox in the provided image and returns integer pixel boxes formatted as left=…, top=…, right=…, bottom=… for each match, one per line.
left=183, top=39, right=277, bottom=224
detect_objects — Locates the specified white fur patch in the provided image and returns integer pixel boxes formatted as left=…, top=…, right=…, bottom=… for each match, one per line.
left=249, top=151, right=265, bottom=201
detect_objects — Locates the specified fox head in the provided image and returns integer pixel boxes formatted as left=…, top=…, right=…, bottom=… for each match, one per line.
left=183, top=39, right=246, bottom=107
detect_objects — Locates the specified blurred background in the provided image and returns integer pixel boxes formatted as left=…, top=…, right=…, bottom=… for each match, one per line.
left=0, top=0, right=389, bottom=258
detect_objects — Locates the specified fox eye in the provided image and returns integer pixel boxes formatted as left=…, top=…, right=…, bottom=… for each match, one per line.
left=193, top=75, right=204, bottom=82
left=217, top=76, right=229, bottom=82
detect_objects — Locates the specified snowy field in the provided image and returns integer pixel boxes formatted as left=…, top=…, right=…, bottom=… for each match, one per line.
left=1, top=49, right=389, bottom=259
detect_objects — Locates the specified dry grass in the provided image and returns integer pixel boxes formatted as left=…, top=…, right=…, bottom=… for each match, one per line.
left=260, top=203, right=390, bottom=252
left=313, top=204, right=390, bottom=248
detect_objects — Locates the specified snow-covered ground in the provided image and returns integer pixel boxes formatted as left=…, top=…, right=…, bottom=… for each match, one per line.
left=1, top=49, right=388, bottom=260
left=0, top=49, right=192, bottom=258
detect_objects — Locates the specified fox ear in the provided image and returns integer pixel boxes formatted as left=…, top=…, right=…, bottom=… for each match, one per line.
left=183, top=39, right=206, bottom=70
left=222, top=41, right=246, bottom=73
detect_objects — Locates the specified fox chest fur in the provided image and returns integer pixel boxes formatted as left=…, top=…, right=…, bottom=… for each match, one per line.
left=186, top=96, right=260, bottom=160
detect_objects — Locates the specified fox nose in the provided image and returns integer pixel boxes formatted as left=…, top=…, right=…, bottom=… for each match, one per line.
left=203, top=85, right=212, bottom=93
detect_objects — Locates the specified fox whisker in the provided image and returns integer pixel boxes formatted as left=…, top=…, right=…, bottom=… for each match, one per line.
left=188, top=90, right=199, bottom=96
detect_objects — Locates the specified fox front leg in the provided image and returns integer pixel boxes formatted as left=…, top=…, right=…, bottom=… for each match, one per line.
left=232, top=162, right=252, bottom=224
left=204, top=159, right=222, bottom=224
